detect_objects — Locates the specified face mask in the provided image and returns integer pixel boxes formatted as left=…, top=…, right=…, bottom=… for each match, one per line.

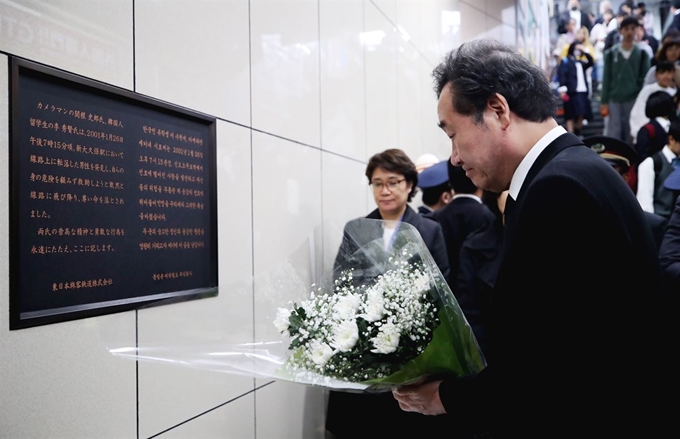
left=574, top=50, right=582, bottom=57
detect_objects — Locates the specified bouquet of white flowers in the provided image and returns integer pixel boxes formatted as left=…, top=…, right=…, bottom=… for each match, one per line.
left=106, top=219, right=484, bottom=392
left=273, top=219, right=485, bottom=391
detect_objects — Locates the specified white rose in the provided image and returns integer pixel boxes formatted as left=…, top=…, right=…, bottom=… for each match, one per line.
left=370, top=322, right=400, bottom=354
left=273, top=307, right=291, bottom=336
left=330, top=319, right=360, bottom=352
left=361, top=290, right=385, bottom=322
left=334, top=293, right=361, bottom=321
left=307, top=339, right=334, bottom=367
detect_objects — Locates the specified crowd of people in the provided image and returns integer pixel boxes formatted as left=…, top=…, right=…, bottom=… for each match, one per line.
left=324, top=15, right=677, bottom=436
left=549, top=1, right=680, bottom=259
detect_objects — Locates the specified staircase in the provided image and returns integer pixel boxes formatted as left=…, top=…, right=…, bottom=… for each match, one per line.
left=554, top=94, right=605, bottom=139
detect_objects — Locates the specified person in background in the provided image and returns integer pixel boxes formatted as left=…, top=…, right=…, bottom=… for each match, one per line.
left=590, top=8, right=615, bottom=94
left=416, top=159, right=452, bottom=214
left=637, top=120, right=680, bottom=218
left=635, top=19, right=657, bottom=60
left=414, top=153, right=439, bottom=173
left=632, top=91, right=676, bottom=195
left=560, top=25, right=596, bottom=59
left=392, top=38, right=672, bottom=437
left=558, top=0, right=593, bottom=34
left=558, top=41, right=595, bottom=136
left=555, top=17, right=578, bottom=51
left=603, top=9, right=629, bottom=51
left=583, top=135, right=668, bottom=250
left=630, top=61, right=677, bottom=142
left=601, top=16, right=651, bottom=143
left=635, top=2, right=655, bottom=36
left=429, top=161, right=495, bottom=287
left=643, top=38, right=680, bottom=86
left=326, top=148, right=450, bottom=439
left=659, top=162, right=680, bottom=295
left=662, top=0, right=680, bottom=36
left=454, top=190, right=508, bottom=358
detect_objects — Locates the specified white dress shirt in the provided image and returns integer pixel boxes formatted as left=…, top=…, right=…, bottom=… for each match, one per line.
left=452, top=193, right=482, bottom=203
left=636, top=145, right=678, bottom=213
left=509, top=126, right=567, bottom=201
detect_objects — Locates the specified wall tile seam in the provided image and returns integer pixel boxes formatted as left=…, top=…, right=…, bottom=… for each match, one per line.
left=145, top=381, right=274, bottom=439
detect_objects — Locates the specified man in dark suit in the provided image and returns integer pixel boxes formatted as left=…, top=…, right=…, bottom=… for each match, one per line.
left=392, top=39, right=674, bottom=437
left=663, top=0, right=680, bottom=36
left=428, top=160, right=495, bottom=286
left=557, top=0, right=593, bottom=34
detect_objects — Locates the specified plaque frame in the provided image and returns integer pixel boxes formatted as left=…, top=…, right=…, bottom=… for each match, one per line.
left=9, top=57, right=219, bottom=330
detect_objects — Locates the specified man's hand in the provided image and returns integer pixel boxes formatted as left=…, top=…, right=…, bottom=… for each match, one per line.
left=392, top=380, right=447, bottom=416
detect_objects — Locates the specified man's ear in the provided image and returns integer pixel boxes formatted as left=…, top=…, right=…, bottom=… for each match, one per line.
left=440, top=191, right=452, bottom=205
left=487, top=93, right=511, bottom=129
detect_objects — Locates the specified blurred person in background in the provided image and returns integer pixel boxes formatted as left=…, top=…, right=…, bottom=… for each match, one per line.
left=637, top=120, right=680, bottom=218
left=416, top=159, right=452, bottom=214
left=558, top=0, right=593, bottom=34
left=635, top=2, right=655, bottom=36
left=429, top=160, right=495, bottom=286
left=590, top=8, right=615, bottom=94
left=454, top=190, right=508, bottom=358
left=584, top=135, right=668, bottom=250
left=558, top=41, right=595, bottom=136
left=659, top=162, right=680, bottom=295
left=643, top=38, right=680, bottom=86
left=601, top=16, right=651, bottom=143
left=630, top=61, right=677, bottom=142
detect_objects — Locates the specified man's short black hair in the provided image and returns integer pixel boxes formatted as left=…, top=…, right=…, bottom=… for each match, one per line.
left=656, top=60, right=676, bottom=74
left=619, top=16, right=641, bottom=29
left=432, top=39, right=556, bottom=125
left=421, top=183, right=451, bottom=207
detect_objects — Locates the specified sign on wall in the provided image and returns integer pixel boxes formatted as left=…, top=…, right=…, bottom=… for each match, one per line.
left=9, top=58, right=218, bottom=329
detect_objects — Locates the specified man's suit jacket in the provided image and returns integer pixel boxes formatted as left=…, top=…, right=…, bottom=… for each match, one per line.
left=439, top=133, right=673, bottom=437
left=659, top=195, right=680, bottom=291
left=558, top=10, right=592, bottom=34
left=664, top=11, right=680, bottom=36
left=428, top=197, right=495, bottom=285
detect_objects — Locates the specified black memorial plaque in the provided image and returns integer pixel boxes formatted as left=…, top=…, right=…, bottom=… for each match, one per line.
left=9, top=58, right=218, bottom=329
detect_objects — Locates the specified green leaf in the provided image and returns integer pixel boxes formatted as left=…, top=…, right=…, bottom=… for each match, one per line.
left=362, top=308, right=486, bottom=388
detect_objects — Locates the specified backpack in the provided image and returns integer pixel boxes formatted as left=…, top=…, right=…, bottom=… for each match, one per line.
left=644, top=122, right=656, bottom=140
left=653, top=151, right=664, bottom=175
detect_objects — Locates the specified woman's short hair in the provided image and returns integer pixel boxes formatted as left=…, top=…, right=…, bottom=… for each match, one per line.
left=365, top=149, right=418, bottom=201
left=656, top=38, right=680, bottom=61
left=645, top=91, right=675, bottom=119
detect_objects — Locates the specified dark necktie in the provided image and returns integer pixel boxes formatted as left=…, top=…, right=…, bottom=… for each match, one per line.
left=504, top=195, right=516, bottom=218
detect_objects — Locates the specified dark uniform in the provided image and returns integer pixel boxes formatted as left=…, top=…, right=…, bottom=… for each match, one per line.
left=583, top=135, right=668, bottom=249
left=415, top=159, right=451, bottom=214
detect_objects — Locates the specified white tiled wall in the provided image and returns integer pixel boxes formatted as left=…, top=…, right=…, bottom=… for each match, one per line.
left=0, top=1, right=519, bottom=437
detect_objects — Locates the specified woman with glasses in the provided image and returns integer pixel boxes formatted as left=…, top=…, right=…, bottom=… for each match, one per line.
left=325, top=148, right=450, bottom=439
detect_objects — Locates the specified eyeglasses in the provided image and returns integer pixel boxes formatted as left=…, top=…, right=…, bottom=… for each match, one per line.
left=371, top=179, right=405, bottom=192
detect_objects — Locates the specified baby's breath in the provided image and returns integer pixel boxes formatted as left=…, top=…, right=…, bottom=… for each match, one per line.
left=276, top=260, right=440, bottom=385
